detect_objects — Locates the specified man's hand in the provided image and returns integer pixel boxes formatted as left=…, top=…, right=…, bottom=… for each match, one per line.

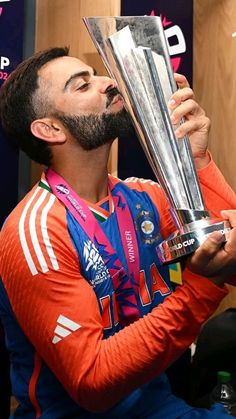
left=187, top=210, right=236, bottom=285
left=169, top=73, right=211, bottom=169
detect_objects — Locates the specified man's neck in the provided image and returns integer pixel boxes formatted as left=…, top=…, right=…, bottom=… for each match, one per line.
left=51, top=143, right=111, bottom=204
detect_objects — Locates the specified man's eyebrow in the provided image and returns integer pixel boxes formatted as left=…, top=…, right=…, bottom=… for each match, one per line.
left=63, top=69, right=96, bottom=91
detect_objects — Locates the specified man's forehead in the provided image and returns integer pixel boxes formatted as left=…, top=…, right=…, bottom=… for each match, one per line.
left=38, top=55, right=92, bottom=82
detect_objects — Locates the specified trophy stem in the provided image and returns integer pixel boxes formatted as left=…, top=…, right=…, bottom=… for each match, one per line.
left=143, top=48, right=196, bottom=209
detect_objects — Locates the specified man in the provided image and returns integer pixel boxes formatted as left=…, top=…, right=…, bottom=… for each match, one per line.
left=0, top=46, right=236, bottom=418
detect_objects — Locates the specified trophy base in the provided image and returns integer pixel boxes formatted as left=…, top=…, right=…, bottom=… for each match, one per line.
left=157, top=219, right=231, bottom=264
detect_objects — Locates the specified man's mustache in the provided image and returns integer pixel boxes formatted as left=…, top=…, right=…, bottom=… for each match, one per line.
left=106, top=87, right=121, bottom=108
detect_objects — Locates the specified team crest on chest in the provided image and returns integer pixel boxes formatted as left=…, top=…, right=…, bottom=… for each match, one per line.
left=135, top=210, right=160, bottom=244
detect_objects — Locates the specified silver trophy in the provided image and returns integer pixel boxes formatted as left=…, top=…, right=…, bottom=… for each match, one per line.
left=84, top=16, right=230, bottom=263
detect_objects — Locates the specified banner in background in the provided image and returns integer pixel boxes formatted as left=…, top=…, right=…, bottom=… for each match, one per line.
left=118, top=0, right=193, bottom=181
left=0, top=0, right=24, bottom=227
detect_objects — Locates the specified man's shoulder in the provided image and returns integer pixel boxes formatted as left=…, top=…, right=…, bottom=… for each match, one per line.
left=0, top=180, right=76, bottom=279
left=1, top=183, right=39, bottom=232
left=1, top=180, right=66, bottom=240
left=109, top=174, right=161, bottom=193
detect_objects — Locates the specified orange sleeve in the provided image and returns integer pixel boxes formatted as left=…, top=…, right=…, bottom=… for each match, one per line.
left=0, top=192, right=228, bottom=413
left=198, top=158, right=236, bottom=286
left=197, top=156, right=236, bottom=216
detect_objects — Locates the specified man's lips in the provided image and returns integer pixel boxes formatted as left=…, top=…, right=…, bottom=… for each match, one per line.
left=106, top=93, right=124, bottom=108
left=110, top=94, right=124, bottom=106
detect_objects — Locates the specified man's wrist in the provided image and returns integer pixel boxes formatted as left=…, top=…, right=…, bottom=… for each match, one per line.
left=194, top=151, right=211, bottom=170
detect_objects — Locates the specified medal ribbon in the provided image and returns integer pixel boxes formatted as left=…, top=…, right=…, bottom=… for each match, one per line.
left=46, top=168, right=140, bottom=326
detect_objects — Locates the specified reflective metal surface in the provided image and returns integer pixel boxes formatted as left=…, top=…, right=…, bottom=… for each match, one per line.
left=84, top=16, right=229, bottom=263
left=157, top=220, right=231, bottom=263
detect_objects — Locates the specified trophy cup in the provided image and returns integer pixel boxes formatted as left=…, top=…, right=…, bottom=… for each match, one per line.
left=83, top=16, right=230, bottom=263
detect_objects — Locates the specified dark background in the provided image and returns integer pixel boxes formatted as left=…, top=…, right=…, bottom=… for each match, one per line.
left=0, top=0, right=24, bottom=227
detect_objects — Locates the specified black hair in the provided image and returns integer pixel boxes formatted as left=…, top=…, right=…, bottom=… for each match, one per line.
left=0, top=47, right=69, bottom=165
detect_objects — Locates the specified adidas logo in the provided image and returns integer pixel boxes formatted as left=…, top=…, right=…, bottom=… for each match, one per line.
left=52, top=314, right=81, bottom=344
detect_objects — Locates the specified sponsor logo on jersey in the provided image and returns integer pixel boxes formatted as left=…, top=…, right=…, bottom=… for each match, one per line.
left=83, top=240, right=110, bottom=287
left=52, top=314, right=81, bottom=344
left=135, top=210, right=160, bottom=244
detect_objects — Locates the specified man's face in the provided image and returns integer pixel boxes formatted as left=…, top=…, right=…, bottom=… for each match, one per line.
left=38, top=56, right=132, bottom=149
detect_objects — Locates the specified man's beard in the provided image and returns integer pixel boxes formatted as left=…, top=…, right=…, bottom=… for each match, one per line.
left=54, top=108, right=133, bottom=151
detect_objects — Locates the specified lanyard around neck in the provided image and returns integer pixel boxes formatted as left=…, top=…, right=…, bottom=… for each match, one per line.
left=46, top=168, right=140, bottom=327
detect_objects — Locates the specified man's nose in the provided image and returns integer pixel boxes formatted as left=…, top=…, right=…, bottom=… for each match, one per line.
left=96, top=75, right=117, bottom=93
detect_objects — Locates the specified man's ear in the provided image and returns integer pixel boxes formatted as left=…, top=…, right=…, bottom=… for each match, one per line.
left=30, top=118, right=66, bottom=144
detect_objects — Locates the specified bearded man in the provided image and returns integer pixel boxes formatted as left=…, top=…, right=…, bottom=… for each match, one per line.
left=0, top=47, right=236, bottom=418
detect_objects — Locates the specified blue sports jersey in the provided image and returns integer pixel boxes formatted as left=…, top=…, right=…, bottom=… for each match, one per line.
left=0, top=172, right=233, bottom=418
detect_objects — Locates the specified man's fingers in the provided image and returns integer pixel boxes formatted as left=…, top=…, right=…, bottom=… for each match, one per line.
left=220, top=210, right=236, bottom=253
left=174, top=120, right=202, bottom=139
left=169, top=87, right=194, bottom=109
left=224, top=224, right=236, bottom=253
left=170, top=99, right=199, bottom=125
left=221, top=209, right=236, bottom=228
left=173, top=73, right=190, bottom=89
left=189, top=231, right=225, bottom=266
